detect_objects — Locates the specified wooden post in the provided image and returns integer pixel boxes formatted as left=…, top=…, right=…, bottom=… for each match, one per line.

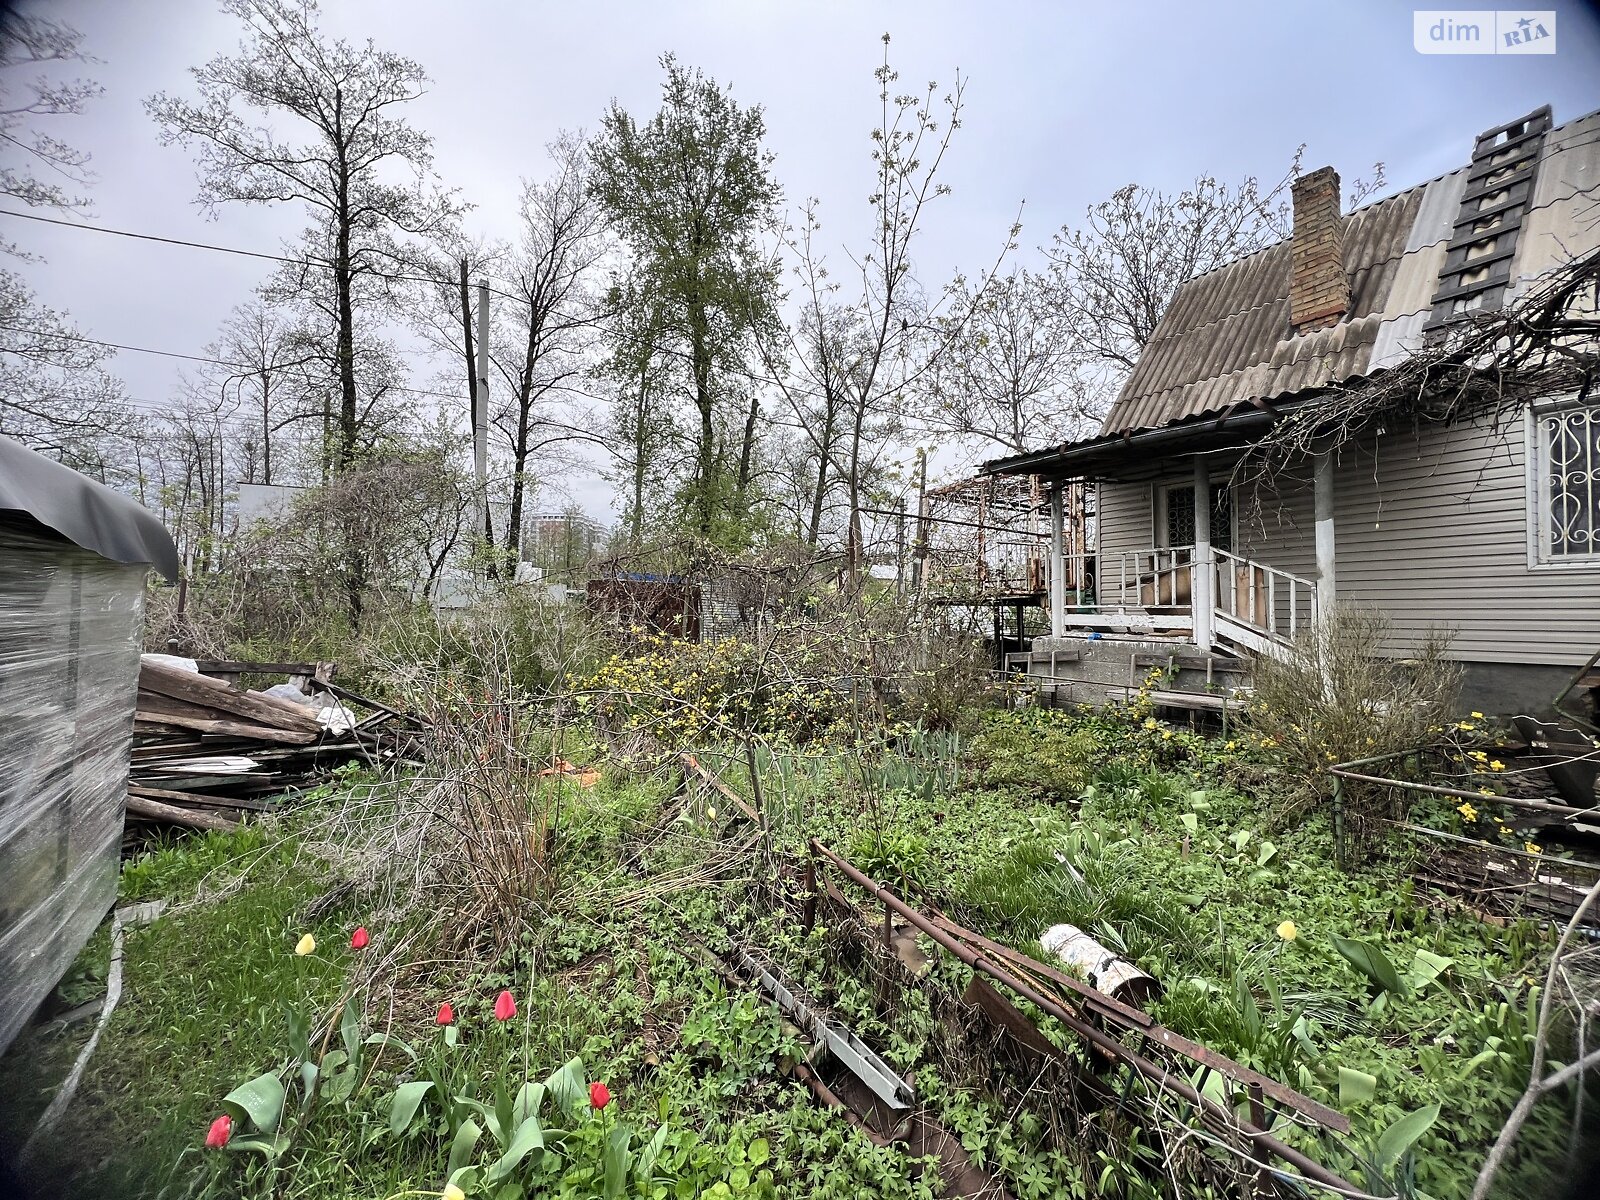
left=1049, top=481, right=1066, bottom=638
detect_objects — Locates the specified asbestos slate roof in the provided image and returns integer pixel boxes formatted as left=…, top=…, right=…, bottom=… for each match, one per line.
left=1095, top=107, right=1600, bottom=439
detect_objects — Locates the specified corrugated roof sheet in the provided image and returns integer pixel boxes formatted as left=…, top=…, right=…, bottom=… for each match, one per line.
left=1096, top=108, right=1600, bottom=438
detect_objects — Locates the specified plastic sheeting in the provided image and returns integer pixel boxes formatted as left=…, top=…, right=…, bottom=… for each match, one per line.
left=0, top=523, right=146, bottom=1054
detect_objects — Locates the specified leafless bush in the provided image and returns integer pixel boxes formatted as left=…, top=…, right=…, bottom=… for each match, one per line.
left=1242, top=606, right=1461, bottom=838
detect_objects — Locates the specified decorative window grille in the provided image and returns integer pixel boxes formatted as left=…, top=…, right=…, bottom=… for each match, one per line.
left=1536, top=402, right=1600, bottom=563
left=1160, top=483, right=1234, bottom=555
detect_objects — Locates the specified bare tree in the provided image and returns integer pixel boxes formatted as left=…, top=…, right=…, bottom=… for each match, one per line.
left=493, top=132, right=608, bottom=562
left=762, top=36, right=1012, bottom=575
left=0, top=12, right=129, bottom=468
left=1046, top=153, right=1386, bottom=381
left=147, top=0, right=460, bottom=469
left=209, top=301, right=317, bottom=485
left=927, top=266, right=1097, bottom=454
left=0, top=11, right=99, bottom=223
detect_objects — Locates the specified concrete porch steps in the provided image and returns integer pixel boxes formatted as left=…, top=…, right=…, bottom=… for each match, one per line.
left=1010, top=635, right=1253, bottom=712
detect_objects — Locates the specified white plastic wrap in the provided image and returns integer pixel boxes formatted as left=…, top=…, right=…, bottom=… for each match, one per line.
left=0, top=523, right=146, bottom=1053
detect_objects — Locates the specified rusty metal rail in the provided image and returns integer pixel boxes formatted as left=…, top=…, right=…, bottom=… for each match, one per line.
left=810, top=838, right=1362, bottom=1196
left=922, top=906, right=1351, bottom=1132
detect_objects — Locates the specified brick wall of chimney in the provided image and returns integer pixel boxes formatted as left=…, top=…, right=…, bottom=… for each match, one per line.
left=1289, top=165, right=1350, bottom=334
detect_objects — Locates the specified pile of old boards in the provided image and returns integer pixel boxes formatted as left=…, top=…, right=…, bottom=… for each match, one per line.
left=127, top=657, right=424, bottom=837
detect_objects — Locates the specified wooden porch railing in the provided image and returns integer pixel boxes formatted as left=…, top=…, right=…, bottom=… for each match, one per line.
left=1049, top=545, right=1319, bottom=654
left=1211, top=548, right=1318, bottom=645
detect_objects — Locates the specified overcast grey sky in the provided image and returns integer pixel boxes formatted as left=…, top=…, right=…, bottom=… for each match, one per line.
left=9, top=0, right=1600, bottom=518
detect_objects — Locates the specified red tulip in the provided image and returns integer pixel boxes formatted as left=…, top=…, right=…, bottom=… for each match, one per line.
left=589, top=1081, right=611, bottom=1110
left=493, top=989, right=516, bottom=1021
left=205, top=1113, right=232, bottom=1148
left=435, top=1002, right=455, bottom=1026
left=350, top=926, right=369, bottom=950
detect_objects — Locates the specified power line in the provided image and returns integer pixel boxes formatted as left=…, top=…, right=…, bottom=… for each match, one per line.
left=0, top=206, right=962, bottom=436
left=0, top=207, right=299, bottom=265
left=0, top=320, right=478, bottom=405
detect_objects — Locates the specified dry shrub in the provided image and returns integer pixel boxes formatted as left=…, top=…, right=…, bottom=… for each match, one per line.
left=307, top=607, right=602, bottom=966
left=1243, top=606, right=1460, bottom=839
left=408, top=694, right=568, bottom=958
left=894, top=633, right=994, bottom=733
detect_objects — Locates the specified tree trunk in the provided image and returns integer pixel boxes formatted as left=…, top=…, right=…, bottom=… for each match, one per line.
left=630, top=378, right=649, bottom=550
left=334, top=229, right=357, bottom=468
left=261, top=373, right=272, bottom=486
left=507, top=310, right=541, bottom=564
left=736, top=392, right=759, bottom=497
left=845, top=396, right=867, bottom=584
left=691, top=305, right=715, bottom=537
left=806, top=395, right=837, bottom=548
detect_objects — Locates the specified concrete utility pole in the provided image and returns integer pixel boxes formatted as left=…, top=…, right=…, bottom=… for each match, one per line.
left=474, top=280, right=491, bottom=554
left=910, top=449, right=929, bottom=597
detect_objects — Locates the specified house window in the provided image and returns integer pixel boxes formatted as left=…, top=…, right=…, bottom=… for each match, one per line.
left=1535, top=400, right=1600, bottom=563
left=1157, top=483, right=1233, bottom=554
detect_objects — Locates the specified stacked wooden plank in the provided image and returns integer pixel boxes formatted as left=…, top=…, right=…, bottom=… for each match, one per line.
left=126, top=658, right=420, bottom=836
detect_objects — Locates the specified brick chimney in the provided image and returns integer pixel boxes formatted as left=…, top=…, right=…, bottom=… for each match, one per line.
left=1289, top=166, right=1350, bottom=333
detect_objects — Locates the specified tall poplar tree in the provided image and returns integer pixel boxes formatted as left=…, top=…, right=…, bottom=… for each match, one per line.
left=591, top=55, right=780, bottom=546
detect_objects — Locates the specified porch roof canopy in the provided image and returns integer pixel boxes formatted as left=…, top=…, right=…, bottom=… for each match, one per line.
left=981, top=394, right=1323, bottom=484
left=983, top=106, right=1600, bottom=485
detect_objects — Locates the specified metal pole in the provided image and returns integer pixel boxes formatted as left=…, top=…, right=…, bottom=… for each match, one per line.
left=1049, top=482, right=1066, bottom=637
left=1314, top=450, right=1336, bottom=617
left=1192, top=456, right=1213, bottom=651
left=811, top=840, right=1360, bottom=1194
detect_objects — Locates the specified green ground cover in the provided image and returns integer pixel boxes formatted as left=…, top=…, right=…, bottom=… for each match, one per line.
left=0, top=699, right=1573, bottom=1200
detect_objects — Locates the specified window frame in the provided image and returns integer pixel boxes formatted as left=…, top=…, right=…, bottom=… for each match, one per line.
left=1525, top=394, right=1600, bottom=570
left=1153, top=479, right=1235, bottom=555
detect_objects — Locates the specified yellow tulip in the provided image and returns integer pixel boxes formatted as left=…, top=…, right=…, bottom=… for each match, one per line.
left=295, top=933, right=316, bottom=957
left=1276, top=920, right=1298, bottom=941
left=443, top=1185, right=467, bottom=1200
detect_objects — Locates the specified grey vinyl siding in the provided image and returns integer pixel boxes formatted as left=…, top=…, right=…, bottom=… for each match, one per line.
left=1331, top=414, right=1599, bottom=666
left=1088, top=408, right=1600, bottom=667
left=1096, top=480, right=1152, bottom=559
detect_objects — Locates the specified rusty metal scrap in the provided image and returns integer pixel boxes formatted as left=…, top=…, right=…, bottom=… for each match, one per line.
left=922, top=906, right=1349, bottom=1132
left=728, top=944, right=913, bottom=1114
left=810, top=838, right=1359, bottom=1195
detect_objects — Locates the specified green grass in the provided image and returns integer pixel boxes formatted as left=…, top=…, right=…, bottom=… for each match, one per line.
left=3, top=822, right=346, bottom=1197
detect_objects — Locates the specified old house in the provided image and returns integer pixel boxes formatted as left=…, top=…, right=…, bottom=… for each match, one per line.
left=985, top=106, right=1600, bottom=713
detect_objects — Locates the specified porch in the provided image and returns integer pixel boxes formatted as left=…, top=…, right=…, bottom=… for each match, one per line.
left=1055, top=540, right=1320, bottom=657
left=985, top=405, right=1339, bottom=668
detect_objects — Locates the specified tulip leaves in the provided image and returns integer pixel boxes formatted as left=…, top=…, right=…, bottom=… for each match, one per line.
left=484, top=1110, right=547, bottom=1187
left=388, top=1080, right=434, bottom=1138
left=447, top=1116, right=482, bottom=1179
left=544, top=1055, right=588, bottom=1117
left=222, top=1071, right=285, bottom=1135
left=220, top=1071, right=288, bottom=1158
left=1329, top=935, right=1407, bottom=996
left=1329, top=936, right=1457, bottom=1001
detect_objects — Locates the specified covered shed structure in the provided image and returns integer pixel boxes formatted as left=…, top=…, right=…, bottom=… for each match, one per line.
left=0, top=437, right=178, bottom=1052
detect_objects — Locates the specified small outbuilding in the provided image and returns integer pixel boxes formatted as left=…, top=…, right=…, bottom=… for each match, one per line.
left=0, top=437, right=178, bottom=1052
